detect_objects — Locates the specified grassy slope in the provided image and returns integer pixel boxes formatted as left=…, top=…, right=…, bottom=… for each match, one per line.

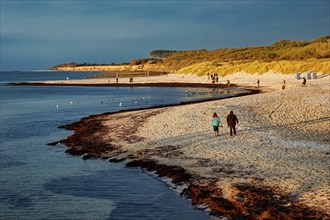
left=51, top=36, right=330, bottom=75
left=157, top=36, right=330, bottom=75
left=176, top=59, right=330, bottom=76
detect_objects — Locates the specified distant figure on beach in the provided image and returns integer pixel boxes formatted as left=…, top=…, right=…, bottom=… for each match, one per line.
left=227, top=80, right=230, bottom=87
left=211, top=113, right=222, bottom=137
left=282, top=80, right=286, bottom=90
left=116, top=77, right=119, bottom=83
left=215, top=74, right=219, bottom=83
left=129, top=77, right=133, bottom=83
left=302, top=77, right=306, bottom=86
left=226, top=111, right=239, bottom=136
left=207, top=72, right=210, bottom=80
left=257, top=79, right=260, bottom=87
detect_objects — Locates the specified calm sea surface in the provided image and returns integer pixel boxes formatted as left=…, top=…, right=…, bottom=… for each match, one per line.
left=0, top=71, right=248, bottom=219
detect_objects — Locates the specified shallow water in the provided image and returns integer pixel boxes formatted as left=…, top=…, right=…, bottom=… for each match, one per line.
left=0, top=71, right=247, bottom=219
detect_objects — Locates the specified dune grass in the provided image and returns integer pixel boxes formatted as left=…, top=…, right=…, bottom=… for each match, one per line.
left=176, top=59, right=330, bottom=76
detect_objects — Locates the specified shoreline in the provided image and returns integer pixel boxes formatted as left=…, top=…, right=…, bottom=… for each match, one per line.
left=35, top=73, right=329, bottom=219
left=12, top=81, right=244, bottom=88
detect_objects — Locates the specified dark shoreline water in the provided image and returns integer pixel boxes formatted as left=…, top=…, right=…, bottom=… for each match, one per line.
left=10, top=81, right=259, bottom=108
left=11, top=81, right=237, bottom=87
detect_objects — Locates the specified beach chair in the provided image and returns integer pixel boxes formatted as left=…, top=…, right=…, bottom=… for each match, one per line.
left=311, top=72, right=317, bottom=79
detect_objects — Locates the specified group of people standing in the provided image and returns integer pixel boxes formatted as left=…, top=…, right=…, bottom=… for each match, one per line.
left=211, top=111, right=239, bottom=137
left=207, top=73, right=219, bottom=84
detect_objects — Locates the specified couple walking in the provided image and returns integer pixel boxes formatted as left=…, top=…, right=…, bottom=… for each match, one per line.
left=211, top=111, right=239, bottom=136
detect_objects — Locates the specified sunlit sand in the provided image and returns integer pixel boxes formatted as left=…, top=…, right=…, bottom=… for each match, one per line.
left=41, top=72, right=330, bottom=216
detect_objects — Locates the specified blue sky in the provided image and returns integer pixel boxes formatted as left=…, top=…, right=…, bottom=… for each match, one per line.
left=1, top=0, right=329, bottom=71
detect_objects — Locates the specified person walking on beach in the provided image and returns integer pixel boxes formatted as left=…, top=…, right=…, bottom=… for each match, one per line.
left=257, top=79, right=260, bottom=87
left=302, top=77, right=306, bottom=86
left=211, top=113, right=222, bottom=137
left=116, top=72, right=119, bottom=83
left=227, top=80, right=231, bottom=87
left=226, top=111, right=239, bottom=136
left=282, top=79, right=286, bottom=90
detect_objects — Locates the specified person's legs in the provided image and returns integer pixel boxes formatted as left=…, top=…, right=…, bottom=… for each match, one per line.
left=229, top=126, right=233, bottom=136
left=233, top=125, right=236, bottom=135
left=213, top=126, right=218, bottom=136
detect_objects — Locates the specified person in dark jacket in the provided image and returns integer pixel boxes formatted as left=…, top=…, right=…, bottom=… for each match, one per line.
left=282, top=79, right=286, bottom=90
left=226, top=111, right=239, bottom=136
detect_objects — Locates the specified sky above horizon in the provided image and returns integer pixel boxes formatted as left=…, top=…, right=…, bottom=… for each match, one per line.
left=1, top=0, right=329, bottom=71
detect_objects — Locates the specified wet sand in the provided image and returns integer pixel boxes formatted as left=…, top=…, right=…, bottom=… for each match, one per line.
left=43, top=73, right=329, bottom=219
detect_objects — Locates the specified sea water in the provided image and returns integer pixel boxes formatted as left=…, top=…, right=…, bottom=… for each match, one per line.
left=0, top=71, right=247, bottom=219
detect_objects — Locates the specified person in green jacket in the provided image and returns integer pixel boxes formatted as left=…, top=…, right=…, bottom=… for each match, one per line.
left=211, top=113, right=222, bottom=137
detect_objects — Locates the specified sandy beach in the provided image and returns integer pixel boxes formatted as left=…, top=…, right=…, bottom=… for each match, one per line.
left=44, top=72, right=329, bottom=219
